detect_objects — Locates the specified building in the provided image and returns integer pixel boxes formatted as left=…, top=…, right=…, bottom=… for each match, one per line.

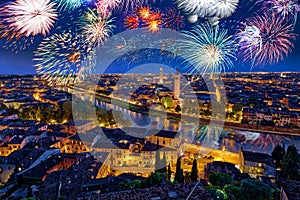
left=146, top=130, right=181, bottom=149
left=159, top=68, right=163, bottom=84
left=174, top=68, right=180, bottom=99
left=204, top=161, right=250, bottom=181
left=239, top=149, right=276, bottom=180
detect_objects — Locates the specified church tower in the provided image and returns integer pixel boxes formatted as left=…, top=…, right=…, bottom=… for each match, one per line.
left=159, top=67, right=163, bottom=84
left=174, top=67, right=180, bottom=99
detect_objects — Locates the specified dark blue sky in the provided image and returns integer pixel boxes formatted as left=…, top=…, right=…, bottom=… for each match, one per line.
left=0, top=0, right=299, bottom=74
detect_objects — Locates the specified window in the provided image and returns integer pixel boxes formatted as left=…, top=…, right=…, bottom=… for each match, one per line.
left=258, top=163, right=262, bottom=167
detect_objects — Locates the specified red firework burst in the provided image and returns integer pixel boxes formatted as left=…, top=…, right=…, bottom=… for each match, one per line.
left=163, top=8, right=185, bottom=30
left=124, top=14, right=140, bottom=29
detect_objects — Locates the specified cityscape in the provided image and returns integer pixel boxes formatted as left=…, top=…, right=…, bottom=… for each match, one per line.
left=0, top=72, right=299, bottom=199
left=1, top=0, right=300, bottom=199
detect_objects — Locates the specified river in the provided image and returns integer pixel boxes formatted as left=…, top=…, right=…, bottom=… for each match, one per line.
left=96, top=99, right=300, bottom=155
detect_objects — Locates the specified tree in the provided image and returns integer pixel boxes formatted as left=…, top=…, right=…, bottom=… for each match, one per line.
left=208, top=173, right=232, bottom=188
left=191, top=158, right=198, bottom=182
left=280, top=145, right=300, bottom=181
left=62, top=101, right=72, bottom=122
left=174, top=157, right=183, bottom=183
left=239, top=179, right=273, bottom=200
left=271, top=144, right=285, bottom=169
left=162, top=96, right=173, bottom=110
left=232, top=104, right=243, bottom=113
left=175, top=105, right=181, bottom=113
left=144, top=172, right=166, bottom=187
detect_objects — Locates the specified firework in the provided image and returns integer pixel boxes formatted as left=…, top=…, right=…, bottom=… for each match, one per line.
left=236, top=25, right=262, bottom=65
left=176, top=0, right=240, bottom=24
left=122, top=0, right=151, bottom=11
left=96, top=0, right=122, bottom=15
left=123, top=7, right=163, bottom=32
left=176, top=0, right=214, bottom=18
left=236, top=13, right=297, bottom=66
left=162, top=8, right=185, bottom=30
left=237, top=131, right=292, bottom=150
left=209, top=0, right=239, bottom=19
left=124, top=14, right=140, bottom=29
left=157, top=38, right=182, bottom=58
left=145, top=11, right=163, bottom=33
left=103, top=34, right=151, bottom=62
left=257, top=0, right=299, bottom=24
left=186, top=125, right=227, bottom=148
left=180, top=23, right=236, bottom=74
left=34, top=32, right=96, bottom=85
left=81, top=9, right=115, bottom=47
left=54, top=0, right=88, bottom=11
left=138, top=6, right=151, bottom=19
left=0, top=0, right=57, bottom=38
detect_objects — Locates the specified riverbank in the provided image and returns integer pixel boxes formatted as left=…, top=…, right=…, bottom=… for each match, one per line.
left=95, top=93, right=300, bottom=136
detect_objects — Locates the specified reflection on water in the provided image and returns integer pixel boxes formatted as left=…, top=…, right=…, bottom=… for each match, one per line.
left=96, top=100, right=179, bottom=131
left=96, top=99, right=300, bottom=154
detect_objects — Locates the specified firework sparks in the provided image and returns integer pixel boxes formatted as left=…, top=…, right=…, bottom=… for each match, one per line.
left=236, top=13, right=297, bottom=66
left=34, top=32, right=96, bottom=85
left=124, top=14, right=140, bottom=29
left=123, top=7, right=163, bottom=32
left=0, top=0, right=57, bottom=38
left=186, top=125, right=228, bottom=148
left=209, top=0, right=239, bottom=19
left=81, top=9, right=115, bottom=47
left=96, top=0, right=122, bottom=15
left=180, top=23, right=236, bottom=74
left=138, top=6, right=151, bottom=19
left=146, top=11, right=163, bottom=32
left=176, top=0, right=239, bottom=24
left=162, top=8, right=185, bottom=30
left=176, top=0, right=214, bottom=18
left=257, top=0, right=299, bottom=24
left=54, top=0, right=87, bottom=11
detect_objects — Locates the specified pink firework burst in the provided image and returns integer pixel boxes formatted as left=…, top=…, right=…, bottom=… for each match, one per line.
left=257, top=0, right=299, bottom=23
left=236, top=13, right=297, bottom=66
left=249, top=134, right=291, bottom=150
left=96, top=0, right=122, bottom=16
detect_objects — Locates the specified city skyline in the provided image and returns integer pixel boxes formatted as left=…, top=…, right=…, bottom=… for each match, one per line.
left=0, top=0, right=300, bottom=74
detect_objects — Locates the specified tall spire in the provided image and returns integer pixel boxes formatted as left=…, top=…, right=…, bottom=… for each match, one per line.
left=159, top=67, right=163, bottom=84
left=174, top=67, right=180, bottom=99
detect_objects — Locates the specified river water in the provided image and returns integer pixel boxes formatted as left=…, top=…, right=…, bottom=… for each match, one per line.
left=96, top=99, right=300, bottom=154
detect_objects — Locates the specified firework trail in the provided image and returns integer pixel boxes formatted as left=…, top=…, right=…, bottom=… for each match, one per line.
left=0, top=0, right=57, bottom=38
left=80, top=8, right=115, bottom=47
left=96, top=0, right=122, bottom=15
left=208, top=0, right=239, bottom=25
left=162, top=8, right=185, bottom=30
left=123, top=6, right=164, bottom=32
left=34, top=32, right=96, bottom=85
left=123, top=6, right=185, bottom=32
left=236, top=13, right=297, bottom=66
left=180, top=23, right=237, bottom=74
left=175, top=0, right=239, bottom=25
left=257, top=0, right=299, bottom=25
left=186, top=125, right=228, bottom=148
left=54, top=0, right=89, bottom=11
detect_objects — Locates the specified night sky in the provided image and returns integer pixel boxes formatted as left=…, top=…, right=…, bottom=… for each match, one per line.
left=0, top=0, right=299, bottom=74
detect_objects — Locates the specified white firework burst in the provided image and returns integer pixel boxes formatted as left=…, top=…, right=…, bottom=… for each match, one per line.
left=209, top=0, right=239, bottom=19
left=5, top=0, right=58, bottom=37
